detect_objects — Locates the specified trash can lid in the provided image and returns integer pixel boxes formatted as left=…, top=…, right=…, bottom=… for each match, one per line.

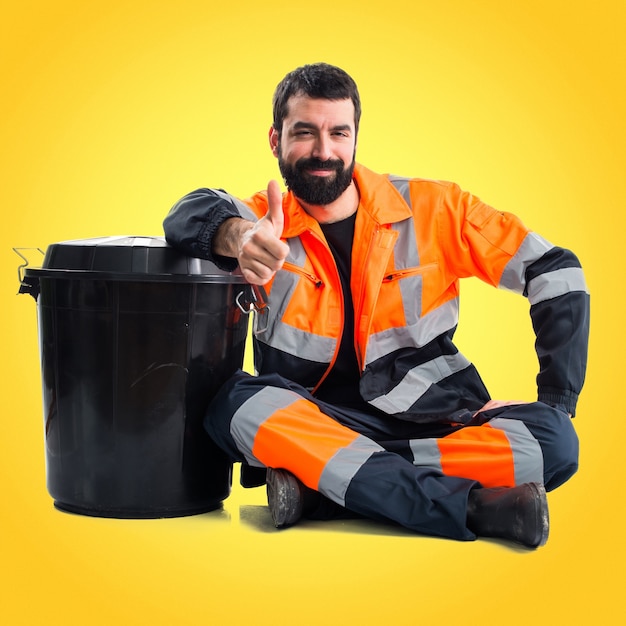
left=24, top=236, right=247, bottom=283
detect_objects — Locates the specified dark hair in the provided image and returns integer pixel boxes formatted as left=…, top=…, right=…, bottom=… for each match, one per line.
left=272, top=63, right=361, bottom=134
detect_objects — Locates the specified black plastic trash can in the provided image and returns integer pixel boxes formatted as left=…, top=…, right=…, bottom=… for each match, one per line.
left=19, top=236, right=251, bottom=518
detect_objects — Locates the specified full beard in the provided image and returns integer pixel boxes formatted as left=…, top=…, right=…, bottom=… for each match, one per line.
left=278, top=153, right=355, bottom=206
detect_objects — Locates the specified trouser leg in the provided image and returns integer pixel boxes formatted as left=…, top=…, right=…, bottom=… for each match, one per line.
left=469, top=402, right=579, bottom=491
left=205, top=371, right=478, bottom=540
left=406, top=402, right=578, bottom=491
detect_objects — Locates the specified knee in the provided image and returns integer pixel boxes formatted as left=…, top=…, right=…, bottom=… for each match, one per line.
left=545, top=433, right=579, bottom=491
left=494, top=402, right=579, bottom=491
left=535, top=407, right=579, bottom=491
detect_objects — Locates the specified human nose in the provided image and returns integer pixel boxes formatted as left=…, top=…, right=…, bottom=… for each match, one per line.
left=312, top=134, right=332, bottom=161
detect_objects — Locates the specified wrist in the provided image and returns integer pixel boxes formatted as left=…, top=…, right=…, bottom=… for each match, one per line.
left=213, top=217, right=254, bottom=258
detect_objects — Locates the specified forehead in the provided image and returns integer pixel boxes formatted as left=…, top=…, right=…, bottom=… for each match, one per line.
left=283, top=95, right=356, bottom=129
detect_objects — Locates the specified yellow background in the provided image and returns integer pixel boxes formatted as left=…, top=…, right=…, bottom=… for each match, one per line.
left=2, top=1, right=623, bottom=624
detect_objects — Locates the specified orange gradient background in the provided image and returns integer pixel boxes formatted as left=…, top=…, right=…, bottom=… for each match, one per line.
left=2, top=2, right=623, bottom=624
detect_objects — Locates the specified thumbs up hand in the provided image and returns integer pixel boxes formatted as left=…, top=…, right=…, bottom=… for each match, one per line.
left=264, top=178, right=284, bottom=239
left=238, top=180, right=290, bottom=285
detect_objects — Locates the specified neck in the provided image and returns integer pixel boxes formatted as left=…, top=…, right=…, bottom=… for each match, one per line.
left=297, top=181, right=360, bottom=224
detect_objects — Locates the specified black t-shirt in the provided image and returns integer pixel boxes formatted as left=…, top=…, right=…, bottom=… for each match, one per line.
left=314, top=213, right=366, bottom=408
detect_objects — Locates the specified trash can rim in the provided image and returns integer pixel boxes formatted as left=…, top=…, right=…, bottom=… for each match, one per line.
left=22, top=267, right=248, bottom=283
left=23, top=235, right=248, bottom=284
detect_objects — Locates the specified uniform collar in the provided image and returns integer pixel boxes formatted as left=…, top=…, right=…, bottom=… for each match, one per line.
left=281, top=163, right=412, bottom=238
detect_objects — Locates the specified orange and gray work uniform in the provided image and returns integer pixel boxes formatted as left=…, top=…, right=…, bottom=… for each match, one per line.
left=163, top=163, right=589, bottom=540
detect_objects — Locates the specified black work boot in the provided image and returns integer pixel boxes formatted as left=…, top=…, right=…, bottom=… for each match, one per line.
left=466, top=482, right=549, bottom=548
left=266, top=468, right=306, bottom=528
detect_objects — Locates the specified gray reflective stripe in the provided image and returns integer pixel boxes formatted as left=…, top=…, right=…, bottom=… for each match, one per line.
left=264, top=241, right=303, bottom=340
left=257, top=322, right=336, bottom=363
left=389, top=176, right=412, bottom=207
left=369, top=352, right=472, bottom=413
left=499, top=232, right=553, bottom=293
left=318, top=435, right=384, bottom=506
left=285, top=236, right=307, bottom=266
left=527, top=267, right=589, bottom=305
left=409, top=439, right=443, bottom=471
left=211, top=189, right=259, bottom=222
left=260, top=260, right=298, bottom=344
left=389, top=178, right=423, bottom=322
left=365, top=298, right=459, bottom=366
left=398, top=269, right=423, bottom=324
left=488, top=418, right=544, bottom=484
left=229, top=386, right=302, bottom=466
left=391, top=222, right=422, bottom=324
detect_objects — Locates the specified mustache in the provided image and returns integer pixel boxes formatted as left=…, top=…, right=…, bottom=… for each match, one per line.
left=295, top=157, right=345, bottom=172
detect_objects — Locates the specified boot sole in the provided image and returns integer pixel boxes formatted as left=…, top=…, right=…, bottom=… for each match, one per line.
left=525, top=482, right=550, bottom=548
left=266, top=468, right=304, bottom=528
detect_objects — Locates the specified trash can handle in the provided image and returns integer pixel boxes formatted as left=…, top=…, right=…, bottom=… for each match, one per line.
left=236, top=284, right=270, bottom=336
left=13, top=247, right=45, bottom=293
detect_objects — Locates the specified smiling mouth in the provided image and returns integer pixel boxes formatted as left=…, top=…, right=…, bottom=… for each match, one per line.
left=297, top=157, right=343, bottom=179
left=306, top=168, right=335, bottom=176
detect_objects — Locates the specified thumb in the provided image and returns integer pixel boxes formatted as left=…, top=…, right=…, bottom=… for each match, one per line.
left=266, top=179, right=284, bottom=238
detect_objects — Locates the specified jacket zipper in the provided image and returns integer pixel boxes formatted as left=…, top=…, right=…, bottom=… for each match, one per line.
left=383, top=262, right=438, bottom=282
left=281, top=261, right=324, bottom=288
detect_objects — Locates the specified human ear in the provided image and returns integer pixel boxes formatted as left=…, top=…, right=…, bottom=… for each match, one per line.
left=268, top=127, right=280, bottom=158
